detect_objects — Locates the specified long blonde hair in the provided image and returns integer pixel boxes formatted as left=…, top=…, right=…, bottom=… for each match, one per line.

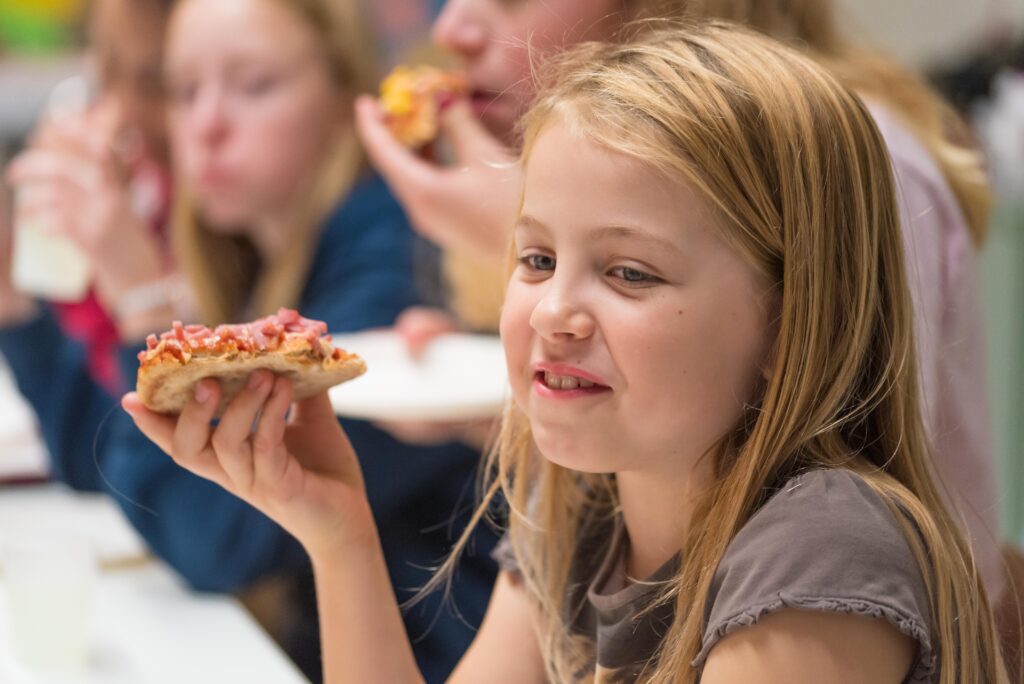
left=631, top=0, right=991, bottom=246
left=433, top=23, right=1005, bottom=683
left=171, top=0, right=379, bottom=323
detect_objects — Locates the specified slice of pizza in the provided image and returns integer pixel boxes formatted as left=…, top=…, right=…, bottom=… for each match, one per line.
left=380, top=65, right=467, bottom=148
left=136, top=308, right=365, bottom=416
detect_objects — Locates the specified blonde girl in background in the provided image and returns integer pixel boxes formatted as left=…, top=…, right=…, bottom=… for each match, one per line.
left=126, top=23, right=1006, bottom=683
left=357, top=0, right=1006, bottom=616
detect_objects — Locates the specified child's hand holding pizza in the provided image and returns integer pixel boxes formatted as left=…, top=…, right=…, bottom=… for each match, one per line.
left=121, top=309, right=377, bottom=558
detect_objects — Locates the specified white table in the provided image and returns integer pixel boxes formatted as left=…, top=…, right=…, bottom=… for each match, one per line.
left=0, top=562, right=310, bottom=684
left=0, top=487, right=310, bottom=683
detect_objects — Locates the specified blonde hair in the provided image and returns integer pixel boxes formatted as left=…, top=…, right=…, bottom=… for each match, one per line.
left=432, top=23, right=1005, bottom=683
left=171, top=0, right=379, bottom=323
left=630, top=0, right=991, bottom=246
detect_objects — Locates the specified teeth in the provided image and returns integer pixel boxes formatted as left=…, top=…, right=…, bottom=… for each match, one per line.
left=543, top=371, right=595, bottom=390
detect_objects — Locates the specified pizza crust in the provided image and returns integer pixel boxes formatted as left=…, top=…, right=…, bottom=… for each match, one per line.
left=137, top=347, right=366, bottom=416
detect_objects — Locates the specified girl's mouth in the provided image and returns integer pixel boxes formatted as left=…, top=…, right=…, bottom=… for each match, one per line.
left=533, top=371, right=611, bottom=396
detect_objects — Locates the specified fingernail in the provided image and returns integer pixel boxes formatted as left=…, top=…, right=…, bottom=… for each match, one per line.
left=195, top=382, right=211, bottom=404
left=247, top=372, right=264, bottom=391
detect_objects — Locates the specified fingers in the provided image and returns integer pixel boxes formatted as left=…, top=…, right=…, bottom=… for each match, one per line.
left=289, top=389, right=337, bottom=426
left=354, top=96, right=439, bottom=197
left=394, top=306, right=458, bottom=358
left=7, top=149, right=102, bottom=195
left=171, top=379, right=229, bottom=484
left=211, top=370, right=276, bottom=489
left=437, top=99, right=507, bottom=163
left=252, top=376, right=294, bottom=490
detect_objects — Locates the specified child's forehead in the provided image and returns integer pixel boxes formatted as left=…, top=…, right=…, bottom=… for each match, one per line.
left=523, top=120, right=712, bottom=214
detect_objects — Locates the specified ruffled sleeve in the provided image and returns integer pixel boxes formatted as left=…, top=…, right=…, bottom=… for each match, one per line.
left=693, top=469, right=936, bottom=683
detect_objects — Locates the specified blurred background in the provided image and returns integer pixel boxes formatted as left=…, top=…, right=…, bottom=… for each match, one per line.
left=0, top=0, right=1020, bottom=556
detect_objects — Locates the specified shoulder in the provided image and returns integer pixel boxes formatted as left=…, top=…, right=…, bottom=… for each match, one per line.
left=301, top=173, right=420, bottom=329
left=865, top=102, right=933, bottom=175
left=697, top=468, right=935, bottom=681
left=322, top=172, right=410, bottom=237
left=698, top=605, right=918, bottom=683
left=864, top=101, right=965, bottom=233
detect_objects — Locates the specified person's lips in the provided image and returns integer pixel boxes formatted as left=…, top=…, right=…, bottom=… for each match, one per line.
left=531, top=362, right=612, bottom=398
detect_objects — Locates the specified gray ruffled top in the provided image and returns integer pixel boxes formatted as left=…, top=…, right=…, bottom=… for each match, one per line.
left=493, top=468, right=936, bottom=682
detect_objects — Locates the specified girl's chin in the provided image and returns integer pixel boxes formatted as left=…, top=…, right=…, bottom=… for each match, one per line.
left=196, top=204, right=253, bottom=232
left=533, top=435, right=614, bottom=474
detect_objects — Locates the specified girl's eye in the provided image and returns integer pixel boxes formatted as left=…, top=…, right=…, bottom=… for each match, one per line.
left=609, top=266, right=659, bottom=285
left=519, top=253, right=556, bottom=272
left=239, top=75, right=279, bottom=97
left=167, top=81, right=197, bottom=106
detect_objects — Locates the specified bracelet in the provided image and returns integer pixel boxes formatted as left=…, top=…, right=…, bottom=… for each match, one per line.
left=114, top=275, right=189, bottom=321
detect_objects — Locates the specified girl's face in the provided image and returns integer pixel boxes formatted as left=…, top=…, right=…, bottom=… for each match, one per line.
left=432, top=0, right=628, bottom=142
left=501, top=121, right=773, bottom=477
left=90, top=0, right=169, bottom=164
left=165, top=0, right=345, bottom=229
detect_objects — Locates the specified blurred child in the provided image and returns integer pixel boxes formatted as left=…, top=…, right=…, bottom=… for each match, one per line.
left=4, top=0, right=176, bottom=400
left=3, top=0, right=497, bottom=680
left=126, top=23, right=1007, bottom=682
left=356, top=0, right=1006, bottom=607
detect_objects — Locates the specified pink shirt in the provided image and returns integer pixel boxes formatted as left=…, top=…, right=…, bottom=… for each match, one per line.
left=869, top=103, right=1004, bottom=601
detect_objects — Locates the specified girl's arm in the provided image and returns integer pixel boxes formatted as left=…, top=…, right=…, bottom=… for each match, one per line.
left=0, top=309, right=115, bottom=491
left=124, top=372, right=545, bottom=683
left=447, top=572, right=547, bottom=683
left=311, top=508, right=425, bottom=683
left=700, top=609, right=915, bottom=683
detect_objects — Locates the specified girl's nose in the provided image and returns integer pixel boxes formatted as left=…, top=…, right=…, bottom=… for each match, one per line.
left=529, top=283, right=595, bottom=343
left=432, top=0, right=487, bottom=62
left=189, top=86, right=229, bottom=146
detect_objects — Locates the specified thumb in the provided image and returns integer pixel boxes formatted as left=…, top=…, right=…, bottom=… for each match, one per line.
left=354, top=95, right=438, bottom=197
left=437, top=99, right=510, bottom=165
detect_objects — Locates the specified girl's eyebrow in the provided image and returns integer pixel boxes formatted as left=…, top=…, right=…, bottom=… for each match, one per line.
left=516, top=215, right=682, bottom=254
left=514, top=214, right=550, bottom=234
left=590, top=225, right=683, bottom=255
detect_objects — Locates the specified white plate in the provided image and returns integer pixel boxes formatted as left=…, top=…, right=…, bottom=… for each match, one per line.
left=328, top=331, right=509, bottom=422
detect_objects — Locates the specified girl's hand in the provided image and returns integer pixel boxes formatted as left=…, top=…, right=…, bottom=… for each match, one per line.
left=5, top=102, right=168, bottom=320
left=122, top=371, right=376, bottom=558
left=375, top=306, right=497, bottom=450
left=394, top=305, right=460, bottom=358
left=0, top=187, right=37, bottom=326
left=355, top=96, right=519, bottom=261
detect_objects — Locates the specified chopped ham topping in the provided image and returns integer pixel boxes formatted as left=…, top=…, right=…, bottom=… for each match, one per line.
left=138, top=308, right=341, bottom=363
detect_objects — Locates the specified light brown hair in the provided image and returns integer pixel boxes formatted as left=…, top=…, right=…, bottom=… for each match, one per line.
left=435, top=22, right=1005, bottom=683
left=171, top=0, right=378, bottom=323
left=632, top=0, right=991, bottom=246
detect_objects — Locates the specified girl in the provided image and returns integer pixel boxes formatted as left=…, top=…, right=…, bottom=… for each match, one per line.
left=5, top=0, right=496, bottom=679
left=2, top=0, right=175, bottom=421
left=126, top=23, right=1006, bottom=683
left=358, top=0, right=1005, bottom=607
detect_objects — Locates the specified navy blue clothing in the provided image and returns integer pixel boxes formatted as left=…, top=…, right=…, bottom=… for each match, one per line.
left=0, top=175, right=497, bottom=682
